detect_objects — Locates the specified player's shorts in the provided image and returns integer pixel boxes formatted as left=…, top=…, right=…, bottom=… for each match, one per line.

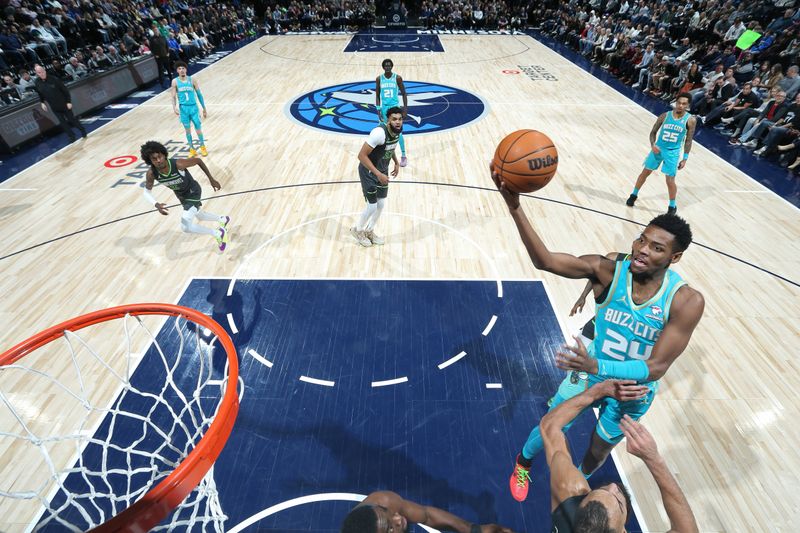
left=644, top=148, right=680, bottom=177
left=379, top=103, right=401, bottom=122
left=174, top=179, right=202, bottom=210
left=589, top=374, right=658, bottom=444
left=179, top=105, right=202, bottom=130
left=358, top=164, right=388, bottom=203
left=549, top=372, right=658, bottom=445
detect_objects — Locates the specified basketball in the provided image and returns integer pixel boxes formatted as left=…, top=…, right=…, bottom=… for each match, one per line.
left=492, top=130, right=559, bottom=193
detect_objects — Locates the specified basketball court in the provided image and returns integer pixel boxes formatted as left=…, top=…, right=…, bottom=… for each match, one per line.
left=1, top=30, right=798, bottom=532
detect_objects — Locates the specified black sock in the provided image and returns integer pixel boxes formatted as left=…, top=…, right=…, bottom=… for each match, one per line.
left=517, top=453, right=532, bottom=468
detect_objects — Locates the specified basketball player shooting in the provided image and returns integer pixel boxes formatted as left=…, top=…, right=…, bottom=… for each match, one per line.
left=490, top=163, right=704, bottom=505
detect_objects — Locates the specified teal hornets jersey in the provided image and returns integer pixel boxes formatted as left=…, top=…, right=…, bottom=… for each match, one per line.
left=655, top=111, right=690, bottom=152
left=589, top=260, right=686, bottom=381
left=379, top=73, right=399, bottom=106
left=176, top=76, right=197, bottom=108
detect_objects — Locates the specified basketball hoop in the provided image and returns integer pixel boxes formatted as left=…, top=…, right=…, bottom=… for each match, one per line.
left=0, top=303, right=239, bottom=532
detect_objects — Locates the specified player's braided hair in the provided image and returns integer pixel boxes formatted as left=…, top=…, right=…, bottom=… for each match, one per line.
left=648, top=213, right=693, bottom=252
left=140, top=140, right=168, bottom=168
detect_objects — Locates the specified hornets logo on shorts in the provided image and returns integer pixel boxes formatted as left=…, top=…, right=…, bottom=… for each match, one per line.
left=287, top=81, right=486, bottom=135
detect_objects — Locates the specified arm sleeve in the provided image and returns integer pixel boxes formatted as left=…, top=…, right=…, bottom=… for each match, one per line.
left=596, top=359, right=650, bottom=381
left=365, top=127, right=386, bottom=148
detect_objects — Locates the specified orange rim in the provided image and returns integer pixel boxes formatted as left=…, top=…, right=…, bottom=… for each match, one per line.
left=0, top=303, right=239, bottom=533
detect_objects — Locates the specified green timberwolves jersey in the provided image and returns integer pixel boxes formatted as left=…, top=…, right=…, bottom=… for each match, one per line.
left=655, top=111, right=690, bottom=152
left=379, top=73, right=399, bottom=106
left=589, top=260, right=686, bottom=381
left=368, top=124, right=400, bottom=174
left=176, top=76, right=197, bottom=107
left=155, top=159, right=197, bottom=194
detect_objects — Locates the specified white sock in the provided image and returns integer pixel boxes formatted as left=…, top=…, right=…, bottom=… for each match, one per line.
left=365, top=198, right=385, bottom=232
left=356, top=203, right=376, bottom=231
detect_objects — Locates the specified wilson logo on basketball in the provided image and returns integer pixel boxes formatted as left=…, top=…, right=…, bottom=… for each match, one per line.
left=527, top=155, right=558, bottom=171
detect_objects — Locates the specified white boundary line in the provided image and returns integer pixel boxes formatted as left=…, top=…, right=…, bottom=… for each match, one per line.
left=481, top=314, right=498, bottom=336
left=226, top=313, right=239, bottom=334
left=299, top=375, right=335, bottom=387
left=247, top=348, right=273, bottom=368
left=437, top=350, right=466, bottom=370
left=485, top=383, right=503, bottom=389
left=371, top=376, right=409, bottom=387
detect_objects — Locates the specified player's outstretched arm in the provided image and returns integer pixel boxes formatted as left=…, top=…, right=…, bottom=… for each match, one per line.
left=363, top=492, right=514, bottom=533
left=620, top=416, right=699, bottom=533
left=542, top=380, right=648, bottom=510
left=490, top=163, right=609, bottom=281
left=143, top=169, right=168, bottom=215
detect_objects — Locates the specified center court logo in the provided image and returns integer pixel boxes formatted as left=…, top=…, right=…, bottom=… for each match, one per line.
left=287, top=81, right=486, bottom=135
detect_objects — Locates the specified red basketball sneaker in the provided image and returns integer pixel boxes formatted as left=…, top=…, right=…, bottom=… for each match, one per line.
left=509, top=455, right=531, bottom=502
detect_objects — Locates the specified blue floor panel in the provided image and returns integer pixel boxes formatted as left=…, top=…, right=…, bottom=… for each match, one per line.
left=42, top=279, right=643, bottom=532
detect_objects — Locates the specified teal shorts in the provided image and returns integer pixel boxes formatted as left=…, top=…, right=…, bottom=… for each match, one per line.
left=644, top=149, right=680, bottom=177
left=180, top=106, right=202, bottom=130
left=551, top=373, right=658, bottom=444
left=379, top=103, right=401, bottom=122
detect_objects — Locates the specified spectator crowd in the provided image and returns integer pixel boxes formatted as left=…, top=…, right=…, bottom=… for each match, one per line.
left=529, top=0, right=800, bottom=170
left=0, top=0, right=259, bottom=108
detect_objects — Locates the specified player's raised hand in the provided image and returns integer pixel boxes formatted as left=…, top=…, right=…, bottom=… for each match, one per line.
left=490, top=162, right=519, bottom=210
left=569, top=297, right=586, bottom=316
left=621, top=415, right=660, bottom=463
left=155, top=202, right=169, bottom=215
left=593, top=380, right=649, bottom=402
left=555, top=335, right=599, bottom=374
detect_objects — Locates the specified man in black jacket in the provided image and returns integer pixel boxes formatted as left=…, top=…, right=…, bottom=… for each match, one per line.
left=33, top=64, right=87, bottom=142
left=148, top=25, right=171, bottom=88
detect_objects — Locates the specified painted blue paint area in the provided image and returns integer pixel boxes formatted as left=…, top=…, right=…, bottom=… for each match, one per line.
left=526, top=29, right=800, bottom=208
left=0, top=36, right=260, bottom=185
left=41, top=279, right=643, bottom=532
left=344, top=33, right=444, bottom=53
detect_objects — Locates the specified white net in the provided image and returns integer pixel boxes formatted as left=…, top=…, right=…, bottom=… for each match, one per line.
left=0, top=310, right=237, bottom=532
